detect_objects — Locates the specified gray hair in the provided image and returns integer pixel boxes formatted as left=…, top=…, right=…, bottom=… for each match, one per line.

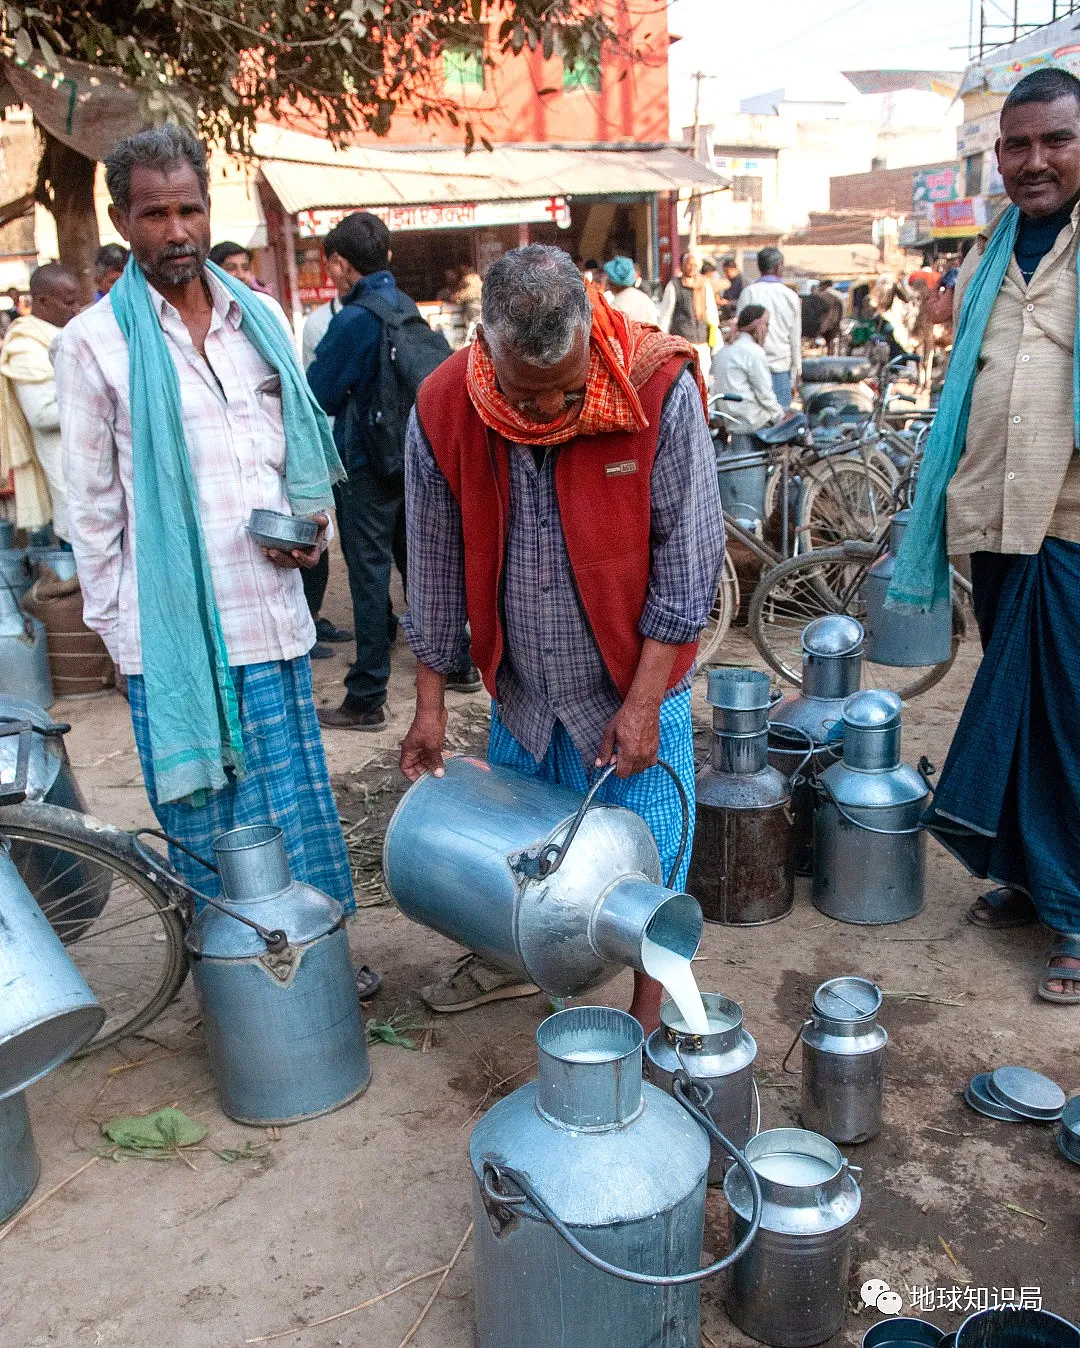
left=757, top=247, right=783, bottom=277
left=481, top=245, right=591, bottom=367
left=105, top=125, right=209, bottom=215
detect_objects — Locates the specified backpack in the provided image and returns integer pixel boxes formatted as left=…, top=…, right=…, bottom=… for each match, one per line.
left=345, top=289, right=452, bottom=479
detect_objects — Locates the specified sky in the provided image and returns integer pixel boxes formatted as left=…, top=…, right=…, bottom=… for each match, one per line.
left=666, top=0, right=976, bottom=131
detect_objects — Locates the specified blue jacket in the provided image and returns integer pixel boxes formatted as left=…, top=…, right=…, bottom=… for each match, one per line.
left=306, top=270, right=402, bottom=467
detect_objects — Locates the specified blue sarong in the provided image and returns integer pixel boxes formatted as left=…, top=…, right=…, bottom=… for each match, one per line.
left=487, top=689, right=696, bottom=891
left=129, top=656, right=355, bottom=914
left=925, top=539, right=1080, bottom=935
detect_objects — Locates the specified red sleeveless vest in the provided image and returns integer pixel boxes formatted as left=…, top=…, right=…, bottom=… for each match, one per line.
left=414, top=348, right=699, bottom=700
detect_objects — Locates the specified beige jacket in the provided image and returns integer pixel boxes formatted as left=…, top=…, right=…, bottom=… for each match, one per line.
left=947, top=203, right=1080, bottom=555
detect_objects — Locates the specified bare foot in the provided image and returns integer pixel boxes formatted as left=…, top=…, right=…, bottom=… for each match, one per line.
left=1044, top=955, right=1080, bottom=998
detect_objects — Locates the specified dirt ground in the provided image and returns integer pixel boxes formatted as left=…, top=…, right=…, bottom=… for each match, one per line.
left=1, top=550, right=1077, bottom=1348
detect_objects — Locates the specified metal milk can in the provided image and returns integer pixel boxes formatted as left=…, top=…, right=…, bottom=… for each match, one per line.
left=769, top=615, right=863, bottom=875
left=644, top=992, right=757, bottom=1180
left=863, top=511, right=953, bottom=667
left=0, top=580, right=53, bottom=709
left=0, top=547, right=32, bottom=598
left=686, top=669, right=795, bottom=925
left=186, top=824, right=371, bottom=1126
left=812, top=690, right=928, bottom=925
left=0, top=1092, right=39, bottom=1222
left=716, top=438, right=770, bottom=532
left=724, top=1127, right=862, bottom=1348
left=785, top=977, right=887, bottom=1144
left=384, top=757, right=701, bottom=997
left=471, top=1005, right=764, bottom=1348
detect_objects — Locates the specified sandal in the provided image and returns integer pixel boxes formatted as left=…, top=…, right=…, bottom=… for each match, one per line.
left=354, top=964, right=383, bottom=1001
left=967, top=887, right=1037, bottom=930
left=1037, top=935, right=1080, bottom=1005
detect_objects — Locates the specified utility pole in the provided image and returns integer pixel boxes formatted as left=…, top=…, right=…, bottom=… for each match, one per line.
left=688, top=70, right=716, bottom=250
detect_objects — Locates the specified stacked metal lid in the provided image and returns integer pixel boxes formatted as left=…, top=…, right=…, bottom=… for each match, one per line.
left=965, top=1065, right=1069, bottom=1132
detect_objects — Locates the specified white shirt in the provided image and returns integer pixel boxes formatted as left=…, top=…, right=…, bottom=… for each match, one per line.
left=712, top=332, right=784, bottom=433
left=301, top=297, right=341, bottom=369
left=14, top=374, right=68, bottom=540
left=54, top=273, right=316, bottom=675
left=737, top=278, right=802, bottom=375
left=607, top=285, right=659, bottom=326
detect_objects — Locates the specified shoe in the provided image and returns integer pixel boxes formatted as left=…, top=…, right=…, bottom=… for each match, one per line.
left=354, top=963, right=383, bottom=1000
left=446, top=662, right=483, bottom=694
left=317, top=702, right=387, bottom=731
left=420, top=953, right=539, bottom=1013
left=315, top=617, right=353, bottom=643
left=310, top=642, right=334, bottom=660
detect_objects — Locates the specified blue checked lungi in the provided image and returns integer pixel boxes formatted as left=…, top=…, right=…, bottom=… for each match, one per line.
left=129, top=657, right=355, bottom=914
left=925, top=540, right=1080, bottom=935
left=487, top=688, right=696, bottom=891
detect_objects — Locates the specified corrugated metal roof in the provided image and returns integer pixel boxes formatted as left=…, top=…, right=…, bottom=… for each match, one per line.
left=253, top=126, right=727, bottom=212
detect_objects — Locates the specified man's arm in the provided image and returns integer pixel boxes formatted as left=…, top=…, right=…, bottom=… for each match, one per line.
left=656, top=282, right=676, bottom=334
left=746, top=344, right=784, bottom=422
left=788, top=289, right=802, bottom=378
left=14, top=379, right=59, bottom=433
left=305, top=304, right=380, bottom=418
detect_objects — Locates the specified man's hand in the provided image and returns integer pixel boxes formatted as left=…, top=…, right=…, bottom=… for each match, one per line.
left=262, top=512, right=329, bottom=571
left=400, top=708, right=448, bottom=781
left=596, top=695, right=662, bottom=779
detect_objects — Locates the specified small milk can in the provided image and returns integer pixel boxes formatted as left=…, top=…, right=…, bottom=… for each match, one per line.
left=385, top=757, right=701, bottom=997
left=812, top=690, right=928, bottom=925
left=0, top=580, right=53, bottom=710
left=863, top=511, right=953, bottom=667
left=785, top=977, right=887, bottom=1144
left=471, top=1005, right=763, bottom=1348
left=644, top=992, right=757, bottom=1180
left=686, top=669, right=795, bottom=925
left=724, top=1127, right=862, bottom=1348
left=0, top=1092, right=39, bottom=1222
left=186, top=825, right=371, bottom=1125
left=769, top=615, right=863, bottom=875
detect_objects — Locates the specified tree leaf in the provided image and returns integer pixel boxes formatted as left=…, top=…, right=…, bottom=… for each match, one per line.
left=37, top=33, right=59, bottom=68
left=13, top=26, right=31, bottom=62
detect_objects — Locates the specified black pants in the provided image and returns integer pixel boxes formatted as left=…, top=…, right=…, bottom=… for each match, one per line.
left=334, top=465, right=405, bottom=711
left=301, top=548, right=329, bottom=619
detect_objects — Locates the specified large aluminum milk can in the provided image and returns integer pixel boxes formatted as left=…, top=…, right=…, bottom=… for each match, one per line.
left=716, top=437, right=770, bottom=532
left=724, top=1127, right=862, bottom=1347
left=786, top=977, right=887, bottom=1145
left=769, top=615, right=863, bottom=876
left=384, top=757, right=701, bottom=997
left=812, top=690, right=928, bottom=925
left=863, top=511, right=953, bottom=667
left=186, top=825, right=371, bottom=1126
left=0, top=581, right=53, bottom=709
left=0, top=1092, right=39, bottom=1222
left=644, top=992, right=757, bottom=1181
left=686, top=669, right=794, bottom=925
left=471, top=1006, right=764, bottom=1348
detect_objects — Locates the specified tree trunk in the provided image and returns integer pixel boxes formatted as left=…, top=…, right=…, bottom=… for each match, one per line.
left=35, top=130, right=99, bottom=307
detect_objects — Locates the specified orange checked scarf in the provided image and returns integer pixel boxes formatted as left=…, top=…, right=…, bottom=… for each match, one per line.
left=465, top=292, right=709, bottom=448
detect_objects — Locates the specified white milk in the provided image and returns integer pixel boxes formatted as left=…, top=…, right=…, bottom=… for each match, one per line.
left=563, top=1048, right=618, bottom=1062
left=640, top=936, right=710, bottom=1036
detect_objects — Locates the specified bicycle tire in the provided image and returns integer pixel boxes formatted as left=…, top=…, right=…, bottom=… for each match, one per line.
left=696, top=551, right=741, bottom=667
left=796, top=458, right=895, bottom=551
left=747, top=546, right=962, bottom=700
left=0, top=801, right=192, bottom=1055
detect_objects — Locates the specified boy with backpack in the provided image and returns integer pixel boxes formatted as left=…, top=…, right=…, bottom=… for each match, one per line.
left=307, top=211, right=477, bottom=731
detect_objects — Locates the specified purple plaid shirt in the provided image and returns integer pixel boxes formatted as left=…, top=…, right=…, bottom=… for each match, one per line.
left=402, top=368, right=724, bottom=762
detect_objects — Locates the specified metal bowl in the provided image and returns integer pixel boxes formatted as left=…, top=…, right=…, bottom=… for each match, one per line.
left=863, top=1317, right=943, bottom=1348
left=955, top=1306, right=1079, bottom=1348
left=986, top=1066, right=1065, bottom=1121
left=247, top=509, right=319, bottom=552
left=1057, top=1096, right=1080, bottom=1165
left=965, top=1074, right=1027, bottom=1122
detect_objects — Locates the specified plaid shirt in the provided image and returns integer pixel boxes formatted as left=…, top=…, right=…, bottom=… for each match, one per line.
left=402, top=369, right=724, bottom=761
left=53, top=272, right=316, bottom=675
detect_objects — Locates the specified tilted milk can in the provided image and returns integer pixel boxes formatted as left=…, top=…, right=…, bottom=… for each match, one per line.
left=385, top=756, right=701, bottom=997
left=724, top=1127, right=862, bottom=1347
left=812, top=690, right=928, bottom=924
left=471, top=1005, right=763, bottom=1348
left=784, top=977, right=887, bottom=1144
left=645, top=992, right=757, bottom=1180
left=686, top=668, right=795, bottom=925
left=769, top=615, right=863, bottom=875
left=185, top=824, right=371, bottom=1125
left=0, top=1092, right=39, bottom=1222
left=863, top=511, right=953, bottom=667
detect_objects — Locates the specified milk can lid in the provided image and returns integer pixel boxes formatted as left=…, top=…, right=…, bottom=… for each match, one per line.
left=842, top=689, right=902, bottom=731
left=813, top=976, right=882, bottom=1021
left=802, top=614, right=864, bottom=657
left=706, top=667, right=771, bottom=711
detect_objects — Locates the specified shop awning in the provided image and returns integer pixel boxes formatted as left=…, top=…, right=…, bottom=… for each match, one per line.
left=254, top=126, right=728, bottom=214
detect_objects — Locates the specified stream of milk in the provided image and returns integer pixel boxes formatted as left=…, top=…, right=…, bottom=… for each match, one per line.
left=640, top=936, right=710, bottom=1035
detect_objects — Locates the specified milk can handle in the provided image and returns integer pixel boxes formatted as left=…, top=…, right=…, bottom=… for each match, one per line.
left=0, top=718, right=33, bottom=806
left=781, top=1018, right=813, bottom=1074
left=481, top=1079, right=761, bottom=1286
left=812, top=783, right=924, bottom=836
left=767, top=721, right=816, bottom=785
left=538, top=759, right=691, bottom=890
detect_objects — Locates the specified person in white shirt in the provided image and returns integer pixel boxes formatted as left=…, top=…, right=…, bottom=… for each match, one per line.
left=657, top=250, right=718, bottom=384
left=602, top=256, right=659, bottom=325
left=712, top=305, right=785, bottom=434
left=737, top=247, right=802, bottom=408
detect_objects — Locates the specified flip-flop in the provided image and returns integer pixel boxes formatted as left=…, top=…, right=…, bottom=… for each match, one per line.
left=354, top=964, right=383, bottom=1001
left=967, top=887, right=1037, bottom=929
left=1038, top=935, right=1080, bottom=1005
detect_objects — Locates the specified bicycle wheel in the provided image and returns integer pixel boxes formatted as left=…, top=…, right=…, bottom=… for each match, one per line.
left=0, top=802, right=191, bottom=1054
left=796, top=458, right=895, bottom=551
left=748, top=546, right=962, bottom=700
left=696, top=551, right=741, bottom=667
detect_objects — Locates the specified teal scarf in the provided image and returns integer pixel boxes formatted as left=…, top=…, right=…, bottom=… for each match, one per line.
left=110, top=259, right=345, bottom=806
left=887, top=203, right=1080, bottom=612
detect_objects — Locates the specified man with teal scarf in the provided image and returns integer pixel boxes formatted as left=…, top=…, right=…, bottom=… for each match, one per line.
left=889, top=67, right=1080, bottom=1005
left=55, top=126, right=380, bottom=998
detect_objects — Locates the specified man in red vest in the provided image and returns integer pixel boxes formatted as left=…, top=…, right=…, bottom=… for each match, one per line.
left=399, top=245, right=724, bottom=1032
